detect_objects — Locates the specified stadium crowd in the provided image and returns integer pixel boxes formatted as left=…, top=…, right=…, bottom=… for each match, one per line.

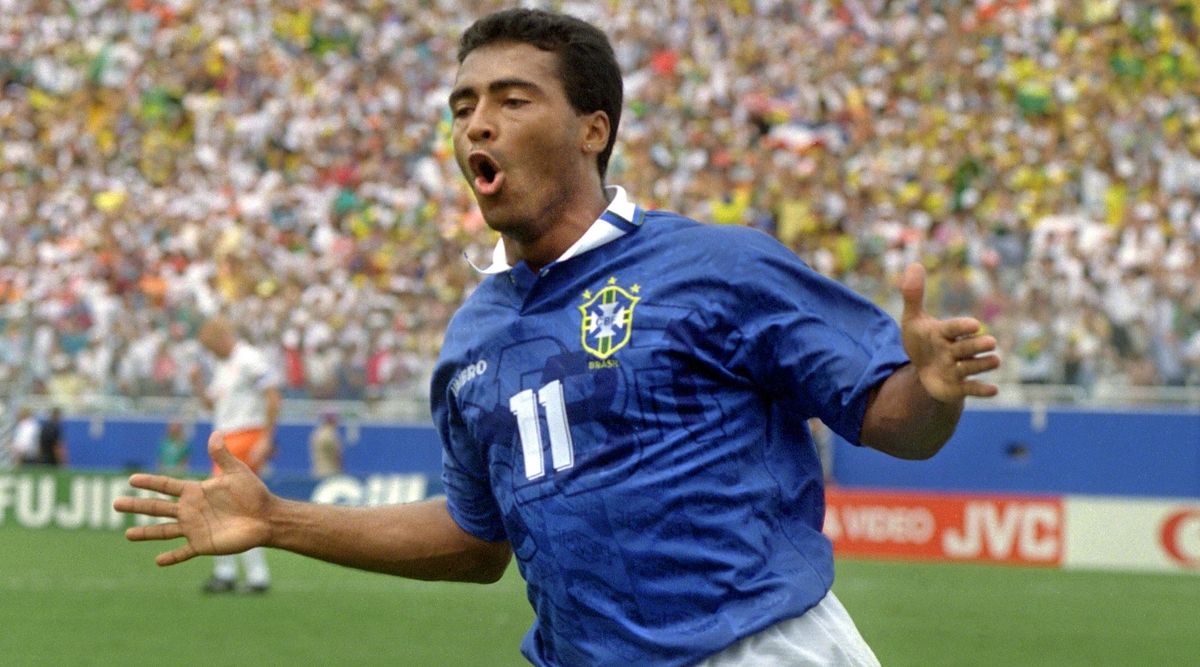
left=1, top=0, right=1199, bottom=411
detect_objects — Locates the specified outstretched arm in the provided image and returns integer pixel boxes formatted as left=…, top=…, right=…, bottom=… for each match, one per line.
left=114, top=432, right=512, bottom=584
left=861, top=263, right=1001, bottom=460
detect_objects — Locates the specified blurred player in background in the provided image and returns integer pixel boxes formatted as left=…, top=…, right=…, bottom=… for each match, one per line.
left=190, top=315, right=281, bottom=594
left=117, top=8, right=1000, bottom=664
left=157, top=420, right=190, bottom=475
left=11, top=406, right=41, bottom=467
left=308, top=410, right=343, bottom=479
left=36, top=405, right=67, bottom=467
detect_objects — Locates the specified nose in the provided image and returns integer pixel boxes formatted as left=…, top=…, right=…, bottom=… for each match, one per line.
left=465, top=105, right=496, bottom=144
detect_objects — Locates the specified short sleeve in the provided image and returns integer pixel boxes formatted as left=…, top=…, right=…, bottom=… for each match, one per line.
left=721, top=231, right=910, bottom=443
left=431, top=360, right=508, bottom=543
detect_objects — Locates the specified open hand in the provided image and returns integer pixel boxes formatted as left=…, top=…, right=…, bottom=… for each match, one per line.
left=113, top=432, right=274, bottom=566
left=899, top=263, right=1000, bottom=403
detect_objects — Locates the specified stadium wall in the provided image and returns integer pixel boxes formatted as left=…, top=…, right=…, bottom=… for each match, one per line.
left=10, top=407, right=1196, bottom=573
left=3, top=470, right=1195, bottom=575
left=824, top=488, right=1200, bottom=575
left=59, top=417, right=444, bottom=479
left=829, top=406, right=1200, bottom=498
left=0, top=468, right=435, bottom=531
left=50, top=406, right=1200, bottom=498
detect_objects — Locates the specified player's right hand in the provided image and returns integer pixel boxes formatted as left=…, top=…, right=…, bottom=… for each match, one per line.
left=113, top=432, right=274, bottom=567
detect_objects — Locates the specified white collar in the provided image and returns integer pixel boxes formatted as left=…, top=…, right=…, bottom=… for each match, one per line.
left=471, top=186, right=641, bottom=275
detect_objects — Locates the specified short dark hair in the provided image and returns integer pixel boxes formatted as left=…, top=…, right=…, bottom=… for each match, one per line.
left=458, top=9, right=623, bottom=179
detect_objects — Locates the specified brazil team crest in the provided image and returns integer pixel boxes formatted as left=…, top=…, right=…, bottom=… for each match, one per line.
left=579, top=277, right=640, bottom=360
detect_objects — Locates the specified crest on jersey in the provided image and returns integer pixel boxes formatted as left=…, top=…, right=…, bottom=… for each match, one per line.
left=579, top=278, right=640, bottom=360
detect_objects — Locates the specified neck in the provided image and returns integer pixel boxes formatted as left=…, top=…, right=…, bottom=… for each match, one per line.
left=504, top=186, right=610, bottom=272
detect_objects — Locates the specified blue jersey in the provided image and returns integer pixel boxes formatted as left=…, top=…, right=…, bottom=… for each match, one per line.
left=431, top=188, right=909, bottom=666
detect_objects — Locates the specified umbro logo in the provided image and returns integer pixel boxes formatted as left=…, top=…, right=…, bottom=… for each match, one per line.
left=449, top=360, right=488, bottom=397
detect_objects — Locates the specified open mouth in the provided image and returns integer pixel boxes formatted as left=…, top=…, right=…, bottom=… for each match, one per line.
left=468, top=152, right=504, bottom=196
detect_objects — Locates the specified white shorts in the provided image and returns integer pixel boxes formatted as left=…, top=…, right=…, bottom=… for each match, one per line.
left=696, top=590, right=881, bottom=667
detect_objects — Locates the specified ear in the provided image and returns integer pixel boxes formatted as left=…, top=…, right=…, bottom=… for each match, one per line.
left=579, top=110, right=611, bottom=155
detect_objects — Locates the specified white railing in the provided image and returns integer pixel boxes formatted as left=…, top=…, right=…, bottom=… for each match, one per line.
left=1, top=393, right=432, bottom=423
left=3, top=384, right=1199, bottom=422
left=980, top=383, right=1200, bottom=410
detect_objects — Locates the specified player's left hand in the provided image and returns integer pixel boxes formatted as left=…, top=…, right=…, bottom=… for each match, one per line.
left=899, top=263, right=1000, bottom=403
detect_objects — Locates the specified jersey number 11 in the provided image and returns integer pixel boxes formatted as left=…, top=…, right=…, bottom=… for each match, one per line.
left=509, top=380, right=575, bottom=480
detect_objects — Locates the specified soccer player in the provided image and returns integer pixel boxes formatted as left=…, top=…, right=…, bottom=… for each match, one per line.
left=116, top=9, right=1000, bottom=664
left=308, top=410, right=343, bottom=479
left=37, top=405, right=67, bottom=467
left=157, top=420, right=190, bottom=475
left=190, top=315, right=281, bottom=594
left=10, top=406, right=41, bottom=467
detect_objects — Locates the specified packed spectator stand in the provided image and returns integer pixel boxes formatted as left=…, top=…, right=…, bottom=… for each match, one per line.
left=1, top=0, right=1198, bottom=416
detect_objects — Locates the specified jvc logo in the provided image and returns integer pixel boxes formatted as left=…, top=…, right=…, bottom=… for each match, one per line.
left=943, top=501, right=1061, bottom=562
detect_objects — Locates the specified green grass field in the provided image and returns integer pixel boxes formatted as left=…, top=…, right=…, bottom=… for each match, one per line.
left=3, top=526, right=1198, bottom=666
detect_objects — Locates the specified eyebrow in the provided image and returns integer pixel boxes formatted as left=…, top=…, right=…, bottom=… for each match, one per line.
left=448, top=77, right=543, bottom=108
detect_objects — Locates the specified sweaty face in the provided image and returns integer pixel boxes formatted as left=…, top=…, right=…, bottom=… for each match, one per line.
left=449, top=42, right=589, bottom=241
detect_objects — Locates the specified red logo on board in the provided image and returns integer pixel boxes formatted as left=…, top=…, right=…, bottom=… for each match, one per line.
left=1159, top=509, right=1200, bottom=568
